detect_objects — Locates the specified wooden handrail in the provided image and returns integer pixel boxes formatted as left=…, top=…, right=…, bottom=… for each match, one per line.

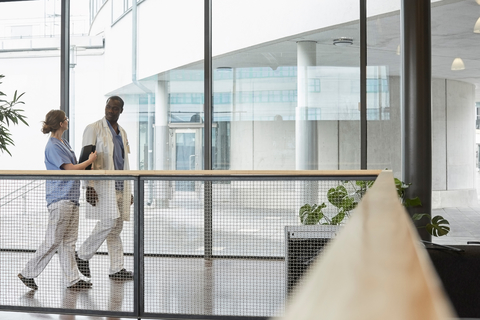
left=0, top=170, right=382, bottom=177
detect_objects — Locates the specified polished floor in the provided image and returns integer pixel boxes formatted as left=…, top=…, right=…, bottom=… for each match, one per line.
left=1, top=212, right=479, bottom=320
left=432, top=171, right=480, bottom=246
left=432, top=207, right=480, bottom=245
left=0, top=311, right=138, bottom=320
left=0, top=253, right=284, bottom=318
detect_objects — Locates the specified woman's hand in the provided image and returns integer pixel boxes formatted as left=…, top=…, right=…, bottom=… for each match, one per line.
left=88, top=151, right=97, bottom=164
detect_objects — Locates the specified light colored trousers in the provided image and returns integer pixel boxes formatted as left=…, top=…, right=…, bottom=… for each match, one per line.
left=22, top=200, right=81, bottom=287
left=78, top=191, right=125, bottom=274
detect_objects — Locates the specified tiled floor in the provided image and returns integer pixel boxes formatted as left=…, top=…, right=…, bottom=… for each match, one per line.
left=432, top=171, right=480, bottom=246
left=432, top=207, right=480, bottom=246
left=0, top=312, right=136, bottom=320
left=0, top=252, right=285, bottom=319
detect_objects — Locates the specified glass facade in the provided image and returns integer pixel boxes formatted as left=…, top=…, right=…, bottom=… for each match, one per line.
left=0, top=0, right=61, bottom=169
left=212, top=1, right=360, bottom=170
left=366, top=1, right=400, bottom=176
left=2, top=0, right=480, bottom=317
left=0, top=0, right=370, bottom=172
left=0, top=0, right=478, bottom=212
left=430, top=0, right=477, bottom=196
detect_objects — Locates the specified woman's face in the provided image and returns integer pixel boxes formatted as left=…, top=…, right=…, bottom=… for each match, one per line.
left=60, top=116, right=69, bottom=130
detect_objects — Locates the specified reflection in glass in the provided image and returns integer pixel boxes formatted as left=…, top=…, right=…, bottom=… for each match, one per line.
left=213, top=1, right=360, bottom=170
left=366, top=6, right=400, bottom=175
left=0, top=0, right=62, bottom=169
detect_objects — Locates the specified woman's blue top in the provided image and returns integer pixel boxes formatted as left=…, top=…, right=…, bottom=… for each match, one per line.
left=44, top=137, right=80, bottom=206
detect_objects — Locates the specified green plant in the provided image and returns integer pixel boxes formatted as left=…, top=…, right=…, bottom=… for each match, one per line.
left=0, top=74, right=28, bottom=156
left=299, top=203, right=327, bottom=225
left=396, top=178, right=450, bottom=237
left=299, top=181, right=368, bottom=226
left=298, top=178, right=450, bottom=237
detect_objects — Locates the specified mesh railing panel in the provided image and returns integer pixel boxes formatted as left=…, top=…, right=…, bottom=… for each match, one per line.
left=0, top=174, right=376, bottom=318
left=143, top=178, right=370, bottom=317
left=0, top=178, right=135, bottom=313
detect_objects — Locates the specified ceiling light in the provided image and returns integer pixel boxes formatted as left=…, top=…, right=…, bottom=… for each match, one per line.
left=474, top=17, right=480, bottom=33
left=451, top=58, right=465, bottom=71
left=333, top=37, right=353, bottom=46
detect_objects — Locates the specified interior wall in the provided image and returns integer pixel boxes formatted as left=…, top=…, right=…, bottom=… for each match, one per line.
left=317, top=121, right=339, bottom=170
left=432, top=78, right=447, bottom=191
left=366, top=76, right=402, bottom=177
left=228, top=76, right=477, bottom=208
left=445, top=79, right=476, bottom=190
left=230, top=120, right=295, bottom=170
left=338, top=121, right=361, bottom=170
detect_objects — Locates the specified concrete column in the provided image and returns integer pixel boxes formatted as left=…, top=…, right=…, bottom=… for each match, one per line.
left=296, top=41, right=318, bottom=206
left=155, top=80, right=170, bottom=208
left=402, top=0, right=431, bottom=241
left=296, top=40, right=318, bottom=170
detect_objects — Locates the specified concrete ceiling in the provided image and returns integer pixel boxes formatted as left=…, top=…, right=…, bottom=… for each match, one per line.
left=204, top=0, right=480, bottom=102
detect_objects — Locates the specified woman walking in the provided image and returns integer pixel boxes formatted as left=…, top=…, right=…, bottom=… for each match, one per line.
left=18, top=109, right=96, bottom=290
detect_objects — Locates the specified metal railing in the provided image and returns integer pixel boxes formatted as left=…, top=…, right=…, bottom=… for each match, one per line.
left=0, top=180, right=44, bottom=208
left=0, top=170, right=380, bottom=319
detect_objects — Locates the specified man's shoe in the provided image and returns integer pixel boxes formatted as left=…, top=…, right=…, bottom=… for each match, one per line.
left=18, top=273, right=38, bottom=290
left=75, top=252, right=91, bottom=278
left=109, top=268, right=133, bottom=281
left=68, top=279, right=92, bottom=290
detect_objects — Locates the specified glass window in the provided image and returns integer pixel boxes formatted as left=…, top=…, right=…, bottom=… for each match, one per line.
left=69, top=0, right=102, bottom=154
left=430, top=0, right=480, bottom=245
left=10, top=25, right=32, bottom=38
left=213, top=1, right=360, bottom=170
left=0, top=0, right=61, bottom=169
left=366, top=1, right=400, bottom=174
left=112, top=0, right=126, bottom=22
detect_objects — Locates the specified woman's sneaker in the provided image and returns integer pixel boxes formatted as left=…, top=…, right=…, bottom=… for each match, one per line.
left=67, top=279, right=92, bottom=290
left=109, top=269, right=133, bottom=280
left=18, top=273, right=38, bottom=290
left=75, top=252, right=91, bottom=278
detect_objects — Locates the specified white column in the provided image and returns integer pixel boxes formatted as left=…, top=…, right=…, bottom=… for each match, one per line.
left=155, top=80, right=170, bottom=208
left=296, top=41, right=318, bottom=206
left=296, top=40, right=318, bottom=170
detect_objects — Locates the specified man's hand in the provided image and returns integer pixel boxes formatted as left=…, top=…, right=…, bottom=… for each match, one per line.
left=86, top=186, right=98, bottom=206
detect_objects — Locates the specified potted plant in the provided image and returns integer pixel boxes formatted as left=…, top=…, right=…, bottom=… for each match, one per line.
left=298, top=178, right=450, bottom=236
left=395, top=179, right=450, bottom=237
left=298, top=180, right=372, bottom=226
left=286, top=180, right=371, bottom=295
left=286, top=177, right=450, bottom=295
left=0, top=74, right=28, bottom=155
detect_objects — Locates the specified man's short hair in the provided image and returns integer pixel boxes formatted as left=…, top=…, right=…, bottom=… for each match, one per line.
left=106, top=95, right=124, bottom=109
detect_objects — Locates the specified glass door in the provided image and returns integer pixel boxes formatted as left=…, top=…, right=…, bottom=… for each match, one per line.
left=170, top=127, right=203, bottom=191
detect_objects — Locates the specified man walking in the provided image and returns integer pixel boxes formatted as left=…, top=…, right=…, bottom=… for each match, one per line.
left=76, top=96, right=133, bottom=280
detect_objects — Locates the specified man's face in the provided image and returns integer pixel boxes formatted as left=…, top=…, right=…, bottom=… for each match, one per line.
left=105, top=99, right=123, bottom=123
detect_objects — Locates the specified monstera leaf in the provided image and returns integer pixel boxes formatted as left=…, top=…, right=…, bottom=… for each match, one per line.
left=412, top=213, right=450, bottom=237
left=329, top=210, right=346, bottom=225
left=299, top=203, right=326, bottom=225
left=327, top=185, right=357, bottom=212
left=297, top=177, right=450, bottom=237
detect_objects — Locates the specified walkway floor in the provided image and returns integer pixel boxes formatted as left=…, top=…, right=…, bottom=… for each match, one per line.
left=432, top=207, right=480, bottom=246
left=432, top=171, right=480, bottom=246
left=0, top=312, right=135, bottom=320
